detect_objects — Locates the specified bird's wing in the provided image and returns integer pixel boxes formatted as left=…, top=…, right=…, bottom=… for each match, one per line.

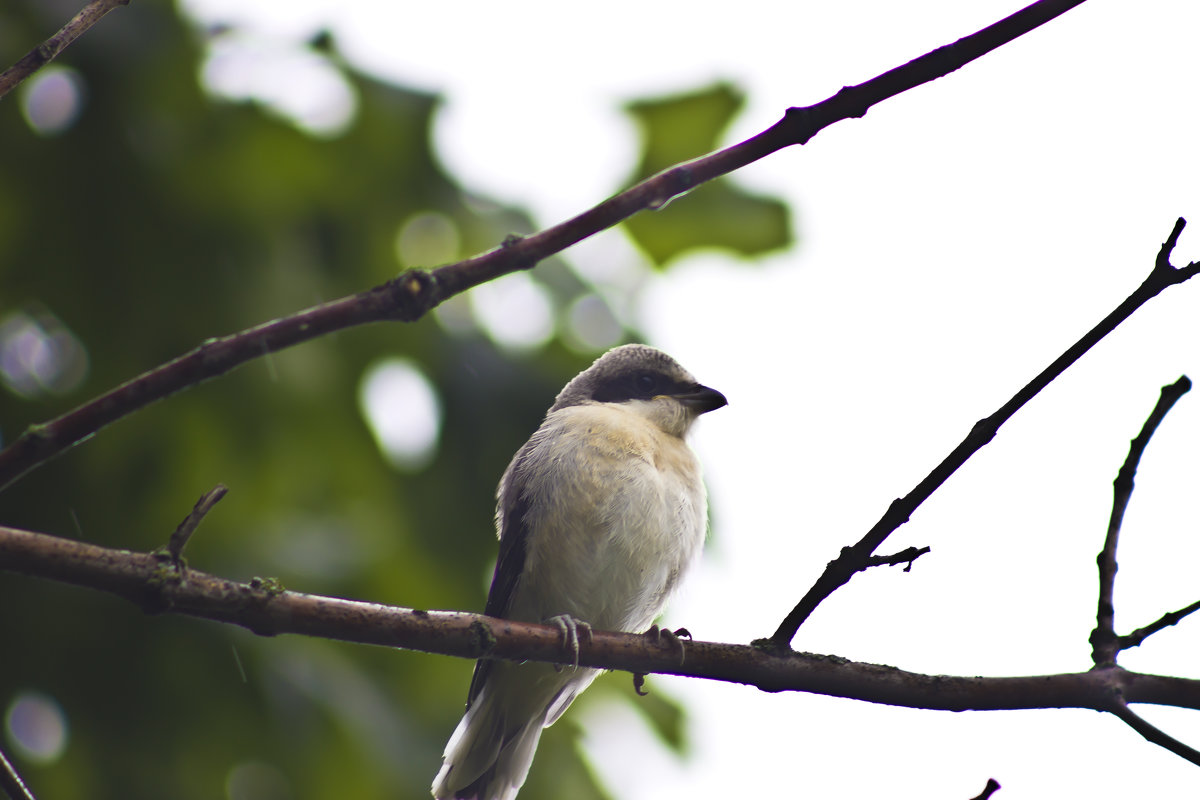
left=465, top=439, right=536, bottom=707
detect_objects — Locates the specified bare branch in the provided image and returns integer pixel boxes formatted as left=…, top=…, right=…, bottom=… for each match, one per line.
left=865, top=546, right=931, bottom=571
left=0, top=746, right=37, bottom=800
left=1109, top=699, right=1200, bottom=767
left=969, top=779, right=1002, bottom=800
left=1091, top=375, right=1192, bottom=665
left=0, top=0, right=1090, bottom=494
left=769, top=220, right=1200, bottom=650
left=1119, top=598, right=1200, bottom=652
left=165, top=484, right=229, bottom=564
left=5, top=525, right=1200, bottom=717
left=0, top=0, right=130, bottom=99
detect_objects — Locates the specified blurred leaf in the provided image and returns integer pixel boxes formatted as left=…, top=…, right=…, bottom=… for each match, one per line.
left=627, top=83, right=744, bottom=178
left=522, top=718, right=614, bottom=800
left=628, top=684, right=689, bottom=754
left=0, top=6, right=592, bottom=799
left=623, top=82, right=792, bottom=267
left=585, top=670, right=689, bottom=755
left=0, top=5, right=785, bottom=799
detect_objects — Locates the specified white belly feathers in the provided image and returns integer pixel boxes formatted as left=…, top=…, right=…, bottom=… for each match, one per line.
left=506, top=402, right=707, bottom=633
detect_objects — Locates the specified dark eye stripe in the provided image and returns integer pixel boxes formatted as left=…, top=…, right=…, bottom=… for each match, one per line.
left=591, top=371, right=689, bottom=403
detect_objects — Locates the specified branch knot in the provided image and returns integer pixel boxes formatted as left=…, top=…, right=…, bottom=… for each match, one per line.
left=382, top=269, right=437, bottom=322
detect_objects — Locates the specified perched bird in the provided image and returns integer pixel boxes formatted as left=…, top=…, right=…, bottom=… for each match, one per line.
left=432, top=343, right=727, bottom=800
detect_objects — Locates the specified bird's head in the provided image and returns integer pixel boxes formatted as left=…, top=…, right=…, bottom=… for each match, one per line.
left=551, top=344, right=727, bottom=437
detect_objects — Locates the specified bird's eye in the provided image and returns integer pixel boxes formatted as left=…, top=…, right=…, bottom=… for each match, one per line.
left=590, top=371, right=672, bottom=403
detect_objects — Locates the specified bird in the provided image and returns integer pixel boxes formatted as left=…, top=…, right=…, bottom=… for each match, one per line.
left=431, top=343, right=727, bottom=800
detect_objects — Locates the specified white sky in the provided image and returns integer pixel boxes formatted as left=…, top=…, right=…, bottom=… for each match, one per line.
left=181, top=0, right=1200, bottom=796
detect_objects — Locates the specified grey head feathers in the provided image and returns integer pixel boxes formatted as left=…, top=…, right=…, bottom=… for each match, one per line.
left=550, top=343, right=727, bottom=415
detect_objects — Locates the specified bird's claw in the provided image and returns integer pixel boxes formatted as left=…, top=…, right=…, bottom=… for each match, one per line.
left=645, top=624, right=690, bottom=666
left=547, top=614, right=592, bottom=670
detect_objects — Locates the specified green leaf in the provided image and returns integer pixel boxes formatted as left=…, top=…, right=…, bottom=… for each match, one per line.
left=627, top=82, right=745, bottom=178
left=628, top=682, right=690, bottom=754
left=623, top=83, right=792, bottom=266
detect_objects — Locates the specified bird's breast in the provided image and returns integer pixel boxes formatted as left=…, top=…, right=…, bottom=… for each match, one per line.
left=511, top=404, right=708, bottom=632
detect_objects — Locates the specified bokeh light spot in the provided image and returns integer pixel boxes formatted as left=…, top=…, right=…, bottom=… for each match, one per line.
left=200, top=32, right=356, bottom=137
left=5, top=691, right=68, bottom=764
left=433, top=293, right=477, bottom=337
left=470, top=273, right=555, bottom=352
left=565, top=295, right=622, bottom=353
left=20, top=68, right=86, bottom=136
left=0, top=310, right=89, bottom=399
left=358, top=358, right=442, bottom=471
left=395, top=212, right=460, bottom=267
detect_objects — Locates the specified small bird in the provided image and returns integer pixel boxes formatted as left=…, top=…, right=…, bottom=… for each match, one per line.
left=432, top=343, right=726, bottom=800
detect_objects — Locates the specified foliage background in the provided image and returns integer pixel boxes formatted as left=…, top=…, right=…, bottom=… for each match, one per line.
left=0, top=3, right=787, bottom=799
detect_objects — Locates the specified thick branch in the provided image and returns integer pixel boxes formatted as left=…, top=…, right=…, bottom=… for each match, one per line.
left=0, top=0, right=1088, bottom=494
left=1090, top=376, right=1192, bottom=665
left=0, top=0, right=129, bottom=99
left=4, top=524, right=1200, bottom=717
left=769, top=219, right=1200, bottom=649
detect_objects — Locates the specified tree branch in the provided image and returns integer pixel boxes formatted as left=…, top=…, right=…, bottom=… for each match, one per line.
left=5, top=524, right=1200, bottom=719
left=1091, top=375, right=1192, bottom=665
left=1109, top=699, right=1200, bottom=768
left=1119, top=598, right=1200, bottom=652
left=768, top=219, right=1200, bottom=650
left=0, top=0, right=1089, bottom=494
left=0, top=746, right=36, bottom=800
left=865, top=546, right=931, bottom=571
left=165, top=484, right=228, bottom=564
left=969, top=779, right=1002, bottom=800
left=0, top=0, right=130, bottom=99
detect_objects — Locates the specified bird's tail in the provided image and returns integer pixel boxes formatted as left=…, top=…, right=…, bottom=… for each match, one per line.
left=431, top=697, right=544, bottom=800
left=431, top=662, right=596, bottom=800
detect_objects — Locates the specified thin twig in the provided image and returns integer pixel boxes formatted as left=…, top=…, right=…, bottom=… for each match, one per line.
left=1109, top=699, right=1200, bottom=767
left=0, top=0, right=130, bottom=99
left=0, top=746, right=37, bottom=800
left=865, top=546, right=931, bottom=571
left=1090, top=375, right=1192, bottom=665
left=969, top=779, right=1002, bottom=800
left=166, top=484, right=228, bottom=564
left=1119, top=598, right=1200, bottom=652
left=769, top=220, right=1200, bottom=650
left=0, top=0, right=1089, bottom=494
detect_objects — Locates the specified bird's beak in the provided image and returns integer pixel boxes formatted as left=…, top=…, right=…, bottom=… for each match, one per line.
left=674, top=383, right=728, bottom=414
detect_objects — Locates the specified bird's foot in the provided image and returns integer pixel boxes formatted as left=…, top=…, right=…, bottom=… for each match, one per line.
left=546, top=614, right=592, bottom=670
left=645, top=625, right=691, bottom=666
